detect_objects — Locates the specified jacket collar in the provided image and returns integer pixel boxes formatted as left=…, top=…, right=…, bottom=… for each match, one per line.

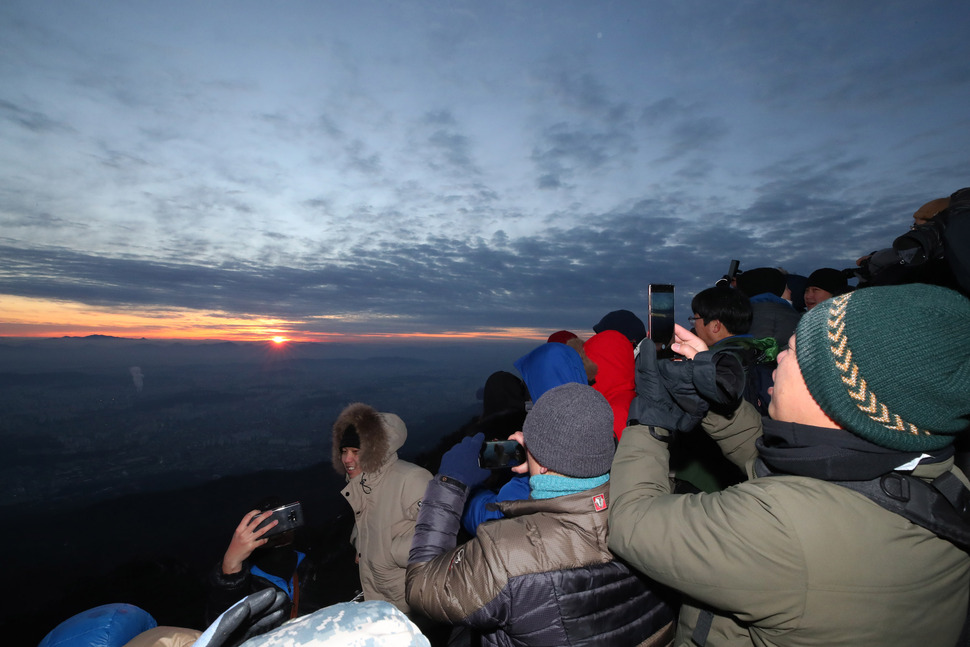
left=757, top=418, right=953, bottom=481
left=497, top=481, right=611, bottom=518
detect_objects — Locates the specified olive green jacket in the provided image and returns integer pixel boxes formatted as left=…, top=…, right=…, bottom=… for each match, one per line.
left=609, top=401, right=970, bottom=647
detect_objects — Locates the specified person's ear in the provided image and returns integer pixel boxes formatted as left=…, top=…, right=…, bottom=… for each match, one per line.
left=711, top=319, right=722, bottom=334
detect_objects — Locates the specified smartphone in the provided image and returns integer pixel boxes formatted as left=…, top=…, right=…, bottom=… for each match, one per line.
left=648, top=284, right=675, bottom=358
left=254, top=501, right=304, bottom=538
left=479, top=440, right=526, bottom=470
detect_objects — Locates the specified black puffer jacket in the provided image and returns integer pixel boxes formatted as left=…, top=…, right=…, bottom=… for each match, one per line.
left=407, top=477, right=675, bottom=647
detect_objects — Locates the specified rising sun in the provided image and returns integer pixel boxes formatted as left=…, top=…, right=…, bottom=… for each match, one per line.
left=271, top=336, right=288, bottom=344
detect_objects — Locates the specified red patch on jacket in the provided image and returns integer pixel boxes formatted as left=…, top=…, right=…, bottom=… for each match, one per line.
left=592, top=494, right=607, bottom=511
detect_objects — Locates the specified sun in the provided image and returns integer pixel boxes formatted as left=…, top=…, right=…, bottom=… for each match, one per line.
left=271, top=336, right=288, bottom=344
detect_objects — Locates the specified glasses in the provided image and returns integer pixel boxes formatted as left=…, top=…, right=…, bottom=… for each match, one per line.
left=687, top=315, right=702, bottom=325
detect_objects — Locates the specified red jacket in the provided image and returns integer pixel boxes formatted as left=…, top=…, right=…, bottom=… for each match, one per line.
left=584, top=330, right=635, bottom=439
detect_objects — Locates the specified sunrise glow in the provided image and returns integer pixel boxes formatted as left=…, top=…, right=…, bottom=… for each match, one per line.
left=0, top=295, right=549, bottom=343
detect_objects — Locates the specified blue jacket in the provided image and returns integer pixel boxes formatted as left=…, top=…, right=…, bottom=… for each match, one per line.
left=513, top=343, right=587, bottom=402
left=461, top=475, right=530, bottom=535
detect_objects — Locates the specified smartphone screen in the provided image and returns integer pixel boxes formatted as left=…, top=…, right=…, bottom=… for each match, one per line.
left=648, top=284, right=675, bottom=358
left=479, top=440, right=526, bottom=470
left=254, top=501, right=304, bottom=538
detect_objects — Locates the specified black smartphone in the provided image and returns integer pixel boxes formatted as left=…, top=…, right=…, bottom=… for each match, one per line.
left=479, top=440, right=526, bottom=470
left=254, top=501, right=304, bottom=538
left=648, top=283, right=675, bottom=358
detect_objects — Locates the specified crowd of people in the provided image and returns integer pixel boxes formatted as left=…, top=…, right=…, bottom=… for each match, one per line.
left=40, top=188, right=970, bottom=647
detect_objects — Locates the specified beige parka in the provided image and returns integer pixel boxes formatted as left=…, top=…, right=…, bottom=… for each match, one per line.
left=332, top=403, right=432, bottom=614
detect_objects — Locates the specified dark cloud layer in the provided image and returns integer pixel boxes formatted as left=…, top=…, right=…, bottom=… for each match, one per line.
left=1, top=1, right=968, bottom=338
left=0, top=167, right=932, bottom=337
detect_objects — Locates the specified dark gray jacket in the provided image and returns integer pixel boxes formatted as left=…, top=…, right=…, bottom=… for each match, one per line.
left=749, top=298, right=801, bottom=349
left=407, top=477, right=674, bottom=647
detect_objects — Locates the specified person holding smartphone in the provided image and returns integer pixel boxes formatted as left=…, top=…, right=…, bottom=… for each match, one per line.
left=610, top=284, right=970, bottom=646
left=205, top=497, right=309, bottom=623
left=406, top=383, right=675, bottom=646
left=461, top=342, right=590, bottom=536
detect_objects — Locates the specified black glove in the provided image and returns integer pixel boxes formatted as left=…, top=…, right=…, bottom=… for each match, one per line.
left=199, top=587, right=290, bottom=647
left=628, top=340, right=699, bottom=434
left=657, top=349, right=745, bottom=413
left=704, top=350, right=747, bottom=404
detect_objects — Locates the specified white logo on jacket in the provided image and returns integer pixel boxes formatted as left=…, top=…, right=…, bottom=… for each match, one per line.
left=449, top=546, right=466, bottom=572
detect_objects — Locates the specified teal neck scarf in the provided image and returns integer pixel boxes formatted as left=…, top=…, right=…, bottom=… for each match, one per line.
left=530, top=473, right=609, bottom=500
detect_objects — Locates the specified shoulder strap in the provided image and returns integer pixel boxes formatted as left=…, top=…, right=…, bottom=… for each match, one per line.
left=829, top=471, right=970, bottom=552
left=754, top=458, right=970, bottom=551
left=290, top=572, right=300, bottom=619
left=751, top=460, right=970, bottom=647
left=691, top=608, right=715, bottom=646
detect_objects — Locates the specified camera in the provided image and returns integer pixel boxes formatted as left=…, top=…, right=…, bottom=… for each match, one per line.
left=857, top=187, right=970, bottom=296
left=893, top=212, right=950, bottom=266
left=714, top=259, right=741, bottom=288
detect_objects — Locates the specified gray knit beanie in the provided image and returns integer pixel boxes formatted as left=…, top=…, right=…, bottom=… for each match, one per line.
left=795, top=283, right=970, bottom=451
left=522, top=382, right=615, bottom=477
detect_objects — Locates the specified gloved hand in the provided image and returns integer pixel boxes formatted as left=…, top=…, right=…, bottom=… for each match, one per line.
left=197, top=587, right=289, bottom=647
left=702, top=350, right=746, bottom=404
left=439, top=432, right=490, bottom=489
left=627, top=340, right=699, bottom=434
left=657, top=349, right=745, bottom=416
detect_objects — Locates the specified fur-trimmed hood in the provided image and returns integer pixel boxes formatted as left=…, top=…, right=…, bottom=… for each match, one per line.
left=331, top=402, right=408, bottom=476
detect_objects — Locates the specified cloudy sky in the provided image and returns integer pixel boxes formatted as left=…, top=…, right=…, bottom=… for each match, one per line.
left=1, top=1, right=968, bottom=341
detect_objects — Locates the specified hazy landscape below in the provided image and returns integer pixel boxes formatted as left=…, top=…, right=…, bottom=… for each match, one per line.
left=0, top=335, right=535, bottom=511
left=0, top=335, right=537, bottom=644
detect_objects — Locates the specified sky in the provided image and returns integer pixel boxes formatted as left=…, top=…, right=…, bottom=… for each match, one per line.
left=1, top=1, right=968, bottom=342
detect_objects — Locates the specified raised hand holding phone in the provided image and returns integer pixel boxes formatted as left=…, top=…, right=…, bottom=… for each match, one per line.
left=254, top=502, right=304, bottom=539
left=222, top=509, right=278, bottom=575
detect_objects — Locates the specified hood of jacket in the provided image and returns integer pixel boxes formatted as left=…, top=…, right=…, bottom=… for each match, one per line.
left=584, top=330, right=635, bottom=437
left=514, top=342, right=588, bottom=402
left=331, top=402, right=407, bottom=476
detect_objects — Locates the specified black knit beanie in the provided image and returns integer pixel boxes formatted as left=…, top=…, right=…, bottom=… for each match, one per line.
left=737, top=267, right=787, bottom=298
left=806, top=268, right=849, bottom=296
left=593, top=309, right=646, bottom=346
left=340, top=424, right=360, bottom=450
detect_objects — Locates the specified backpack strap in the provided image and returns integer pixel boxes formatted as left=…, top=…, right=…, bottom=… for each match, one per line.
left=691, top=608, right=715, bottom=646
left=290, top=571, right=301, bottom=619
left=754, top=457, right=970, bottom=551
left=751, top=459, right=970, bottom=646
left=829, top=471, right=970, bottom=552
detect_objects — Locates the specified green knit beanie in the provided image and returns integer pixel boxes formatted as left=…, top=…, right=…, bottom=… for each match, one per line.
left=795, top=284, right=970, bottom=451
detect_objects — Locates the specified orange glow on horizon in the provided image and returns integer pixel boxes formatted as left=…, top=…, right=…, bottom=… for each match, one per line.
left=0, top=295, right=549, bottom=343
